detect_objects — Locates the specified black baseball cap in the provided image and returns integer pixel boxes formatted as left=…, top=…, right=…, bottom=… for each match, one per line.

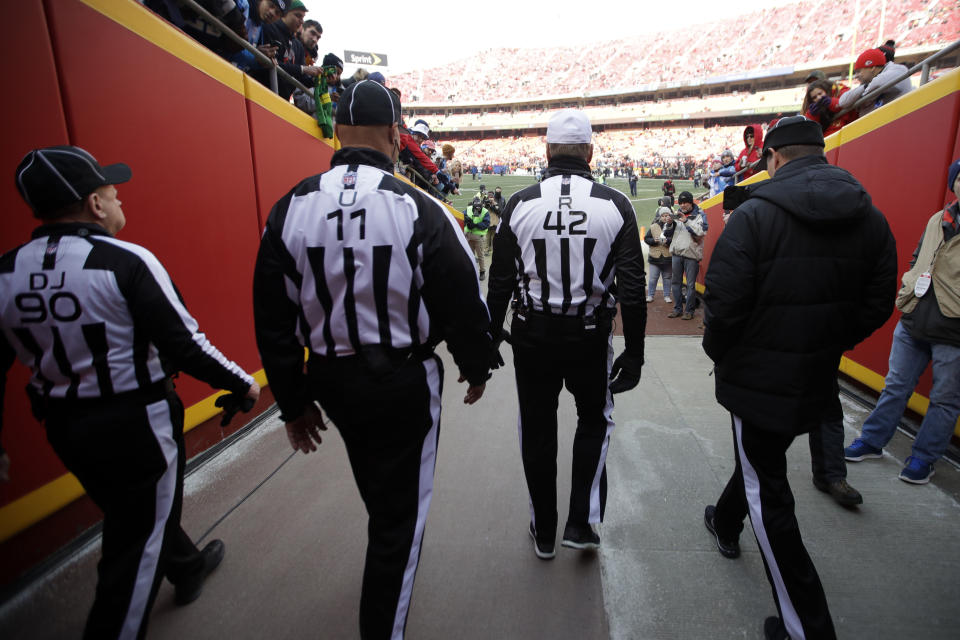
left=336, top=80, right=401, bottom=126
left=15, top=146, right=131, bottom=218
left=677, top=191, right=694, bottom=204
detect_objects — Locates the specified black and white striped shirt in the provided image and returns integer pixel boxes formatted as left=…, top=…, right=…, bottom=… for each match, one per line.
left=0, top=223, right=254, bottom=421
left=487, top=159, right=647, bottom=339
left=253, top=147, right=491, bottom=420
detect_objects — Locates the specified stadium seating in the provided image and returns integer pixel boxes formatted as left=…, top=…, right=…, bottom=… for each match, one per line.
left=438, top=125, right=745, bottom=172
left=410, top=87, right=805, bottom=130
left=393, top=0, right=957, bottom=103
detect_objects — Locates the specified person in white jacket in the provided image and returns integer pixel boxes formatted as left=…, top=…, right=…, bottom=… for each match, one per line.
left=838, top=48, right=912, bottom=118
left=668, top=191, right=707, bottom=320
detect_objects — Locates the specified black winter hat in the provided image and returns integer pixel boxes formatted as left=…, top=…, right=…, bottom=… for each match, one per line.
left=677, top=191, right=694, bottom=204
left=762, top=115, right=825, bottom=153
left=322, top=53, right=343, bottom=69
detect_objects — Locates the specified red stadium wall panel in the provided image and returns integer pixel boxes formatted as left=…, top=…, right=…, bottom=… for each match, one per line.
left=701, top=68, right=960, bottom=432
left=244, top=77, right=335, bottom=228
left=0, top=0, right=334, bottom=584
left=0, top=0, right=73, bottom=540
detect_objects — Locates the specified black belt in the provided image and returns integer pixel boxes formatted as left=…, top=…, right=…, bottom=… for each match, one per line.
left=309, top=344, right=436, bottom=378
left=513, top=306, right=613, bottom=336
left=41, top=378, right=175, bottom=416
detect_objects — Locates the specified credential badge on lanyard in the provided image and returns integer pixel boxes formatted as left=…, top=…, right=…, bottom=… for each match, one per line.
left=915, top=272, right=932, bottom=297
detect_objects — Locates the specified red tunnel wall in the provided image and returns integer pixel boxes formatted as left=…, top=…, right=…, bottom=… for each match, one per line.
left=0, top=0, right=333, bottom=579
left=700, top=77, right=960, bottom=405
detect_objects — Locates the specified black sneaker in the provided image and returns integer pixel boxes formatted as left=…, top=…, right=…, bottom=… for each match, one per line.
left=528, top=522, right=555, bottom=560
left=763, top=616, right=788, bottom=640
left=812, top=477, right=863, bottom=507
left=561, top=522, right=600, bottom=550
left=703, top=505, right=740, bottom=559
left=174, top=540, right=225, bottom=606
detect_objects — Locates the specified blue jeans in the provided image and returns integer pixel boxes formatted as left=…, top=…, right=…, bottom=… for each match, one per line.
left=647, top=262, right=672, bottom=298
left=859, top=321, right=960, bottom=464
left=671, top=256, right=700, bottom=313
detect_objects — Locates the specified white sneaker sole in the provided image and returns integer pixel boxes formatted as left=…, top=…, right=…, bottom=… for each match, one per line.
left=899, top=469, right=934, bottom=484
left=529, top=527, right=555, bottom=559
left=845, top=452, right=882, bottom=462
left=561, top=539, right=600, bottom=551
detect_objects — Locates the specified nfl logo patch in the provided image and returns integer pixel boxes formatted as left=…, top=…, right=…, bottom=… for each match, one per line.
left=343, top=171, right=357, bottom=188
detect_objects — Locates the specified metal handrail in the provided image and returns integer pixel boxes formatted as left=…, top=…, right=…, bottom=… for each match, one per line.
left=178, top=0, right=313, bottom=97
left=724, top=38, right=960, bottom=181
left=832, top=37, right=960, bottom=121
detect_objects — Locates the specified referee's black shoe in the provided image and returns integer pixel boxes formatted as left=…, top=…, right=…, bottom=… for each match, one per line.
left=763, top=616, right=788, bottom=640
left=561, top=522, right=600, bottom=551
left=175, top=540, right=226, bottom=605
left=703, top=505, right=740, bottom=559
left=528, top=522, right=555, bottom=560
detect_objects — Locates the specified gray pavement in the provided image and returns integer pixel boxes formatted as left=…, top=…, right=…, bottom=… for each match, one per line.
left=2, top=336, right=960, bottom=639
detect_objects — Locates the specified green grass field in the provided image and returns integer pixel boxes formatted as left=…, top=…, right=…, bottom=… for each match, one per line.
left=449, top=174, right=704, bottom=226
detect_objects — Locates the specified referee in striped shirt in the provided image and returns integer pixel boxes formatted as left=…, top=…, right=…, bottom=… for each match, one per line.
left=0, top=146, right=259, bottom=639
left=487, top=109, right=647, bottom=559
left=253, top=80, right=492, bottom=640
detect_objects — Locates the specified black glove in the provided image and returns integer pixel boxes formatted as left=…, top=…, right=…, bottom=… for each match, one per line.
left=215, top=392, right=256, bottom=427
left=490, top=329, right=510, bottom=370
left=609, top=353, right=643, bottom=394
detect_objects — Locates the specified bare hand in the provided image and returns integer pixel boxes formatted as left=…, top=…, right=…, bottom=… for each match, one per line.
left=246, top=380, right=261, bottom=404
left=285, top=402, right=327, bottom=454
left=0, top=452, right=9, bottom=482
left=458, top=375, right=486, bottom=404
left=302, top=66, right=321, bottom=77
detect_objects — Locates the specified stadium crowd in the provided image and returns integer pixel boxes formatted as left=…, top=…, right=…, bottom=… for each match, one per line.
left=438, top=126, right=747, bottom=179
left=140, top=0, right=932, bottom=198
left=392, top=0, right=955, bottom=103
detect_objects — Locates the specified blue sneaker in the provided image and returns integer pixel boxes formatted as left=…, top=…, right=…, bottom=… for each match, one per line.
left=899, top=456, right=935, bottom=484
left=844, top=438, right=883, bottom=462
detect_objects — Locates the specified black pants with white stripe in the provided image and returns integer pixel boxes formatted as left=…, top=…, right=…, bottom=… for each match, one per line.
left=713, top=414, right=836, bottom=640
left=44, top=392, right=204, bottom=640
left=510, top=315, right=615, bottom=543
left=312, top=353, right=444, bottom=640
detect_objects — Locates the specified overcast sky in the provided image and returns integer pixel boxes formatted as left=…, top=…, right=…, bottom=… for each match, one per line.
left=301, top=0, right=802, bottom=74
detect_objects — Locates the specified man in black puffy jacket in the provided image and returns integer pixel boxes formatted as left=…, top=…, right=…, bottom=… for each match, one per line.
left=700, top=116, right=897, bottom=640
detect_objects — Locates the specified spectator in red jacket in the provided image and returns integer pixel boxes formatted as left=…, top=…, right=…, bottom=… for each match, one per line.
left=734, top=124, right=763, bottom=182
left=802, top=79, right=854, bottom=137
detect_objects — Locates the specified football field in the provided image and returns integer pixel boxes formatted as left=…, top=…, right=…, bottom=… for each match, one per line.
left=449, top=174, right=704, bottom=225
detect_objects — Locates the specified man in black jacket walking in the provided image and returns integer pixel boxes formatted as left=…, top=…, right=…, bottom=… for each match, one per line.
left=701, top=116, right=897, bottom=640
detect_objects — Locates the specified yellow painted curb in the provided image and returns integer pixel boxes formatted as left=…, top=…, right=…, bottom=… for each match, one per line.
left=0, top=368, right=268, bottom=544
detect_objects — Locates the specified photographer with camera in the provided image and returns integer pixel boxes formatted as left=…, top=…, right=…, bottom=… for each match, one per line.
left=668, top=191, right=707, bottom=320
left=644, top=206, right=675, bottom=304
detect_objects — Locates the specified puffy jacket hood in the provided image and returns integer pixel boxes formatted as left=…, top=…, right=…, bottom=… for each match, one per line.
left=743, top=124, right=763, bottom=148
left=748, top=155, right=873, bottom=228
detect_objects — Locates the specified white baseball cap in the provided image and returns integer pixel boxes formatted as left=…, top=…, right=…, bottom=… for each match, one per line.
left=410, top=122, right=430, bottom=138
left=546, top=109, right=592, bottom=144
